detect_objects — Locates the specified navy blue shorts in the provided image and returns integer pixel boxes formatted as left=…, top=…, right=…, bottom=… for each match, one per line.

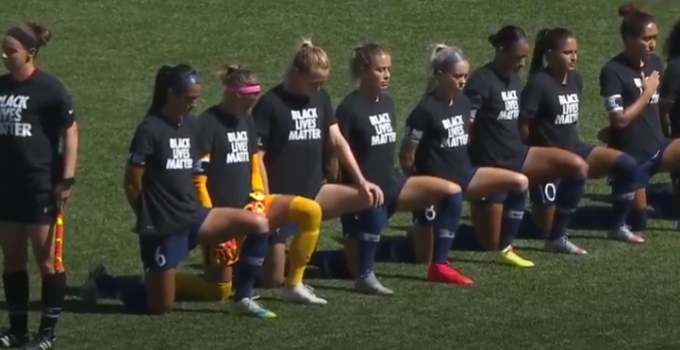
left=341, top=175, right=407, bottom=237
left=629, top=138, right=673, bottom=189
left=530, top=143, right=594, bottom=206
left=412, top=167, right=478, bottom=227
left=138, top=208, right=209, bottom=271
left=506, top=145, right=531, bottom=173
left=270, top=222, right=298, bottom=244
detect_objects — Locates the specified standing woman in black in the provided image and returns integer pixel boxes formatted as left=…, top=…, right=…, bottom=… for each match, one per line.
left=0, top=23, right=77, bottom=350
left=522, top=28, right=641, bottom=252
left=464, top=26, right=588, bottom=268
left=599, top=2, right=680, bottom=241
left=659, top=16, right=680, bottom=229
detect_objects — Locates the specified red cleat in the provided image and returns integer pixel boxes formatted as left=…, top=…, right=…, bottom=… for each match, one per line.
left=427, top=262, right=474, bottom=285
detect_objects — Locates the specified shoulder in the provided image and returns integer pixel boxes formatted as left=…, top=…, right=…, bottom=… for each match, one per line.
left=318, top=88, right=332, bottom=101
left=337, top=91, right=360, bottom=113
left=198, top=106, right=218, bottom=123
left=134, top=116, right=161, bottom=138
left=380, top=92, right=395, bottom=108
left=256, top=85, right=281, bottom=107
left=412, top=94, right=435, bottom=115
left=466, top=65, right=492, bottom=89
left=526, top=71, right=550, bottom=87
left=648, top=54, right=664, bottom=70
left=600, top=56, right=622, bottom=75
left=667, top=58, right=680, bottom=72
left=35, top=71, right=70, bottom=94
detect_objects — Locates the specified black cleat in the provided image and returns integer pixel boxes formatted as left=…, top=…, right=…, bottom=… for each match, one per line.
left=0, top=329, right=29, bottom=348
left=21, top=333, right=55, bottom=350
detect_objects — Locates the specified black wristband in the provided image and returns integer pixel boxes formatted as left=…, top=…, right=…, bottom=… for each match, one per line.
left=61, top=177, right=76, bottom=187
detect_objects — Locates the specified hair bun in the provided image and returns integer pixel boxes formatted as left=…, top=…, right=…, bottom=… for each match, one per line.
left=26, top=22, right=51, bottom=46
left=225, top=63, right=240, bottom=75
left=618, top=1, right=638, bottom=18
left=299, top=38, right=313, bottom=49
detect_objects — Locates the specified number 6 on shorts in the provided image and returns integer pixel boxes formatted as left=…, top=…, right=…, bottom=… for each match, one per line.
left=154, top=247, right=167, bottom=267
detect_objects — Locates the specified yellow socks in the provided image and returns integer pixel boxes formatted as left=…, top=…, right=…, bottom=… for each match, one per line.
left=286, top=197, right=322, bottom=286
left=175, top=273, right=231, bottom=301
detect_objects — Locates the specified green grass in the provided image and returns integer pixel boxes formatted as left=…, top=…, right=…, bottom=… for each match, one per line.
left=4, top=0, right=680, bottom=349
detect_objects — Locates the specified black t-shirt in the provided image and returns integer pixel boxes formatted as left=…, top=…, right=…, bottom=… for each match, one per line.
left=253, top=84, right=336, bottom=198
left=197, top=106, right=258, bottom=208
left=660, top=58, right=680, bottom=134
left=127, top=115, right=201, bottom=236
left=405, top=92, right=472, bottom=185
left=0, top=70, right=75, bottom=194
left=599, top=53, right=665, bottom=160
left=336, top=91, right=397, bottom=189
left=520, top=69, right=583, bottom=150
left=464, top=63, right=524, bottom=167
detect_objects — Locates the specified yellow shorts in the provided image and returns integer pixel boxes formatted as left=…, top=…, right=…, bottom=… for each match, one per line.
left=201, top=193, right=278, bottom=267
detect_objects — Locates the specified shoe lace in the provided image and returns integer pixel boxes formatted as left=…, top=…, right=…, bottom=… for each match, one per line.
left=302, top=284, right=315, bottom=294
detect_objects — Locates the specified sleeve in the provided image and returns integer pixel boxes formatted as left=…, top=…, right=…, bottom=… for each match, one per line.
left=404, top=106, right=428, bottom=142
left=576, top=71, right=584, bottom=93
left=335, top=102, right=353, bottom=139
left=322, top=90, right=337, bottom=127
left=192, top=118, right=214, bottom=208
left=519, top=77, right=543, bottom=121
left=127, top=122, right=155, bottom=167
left=52, top=81, right=76, bottom=128
left=599, top=65, right=624, bottom=113
left=463, top=72, right=487, bottom=122
left=660, top=61, right=680, bottom=103
left=252, top=97, right=274, bottom=151
left=247, top=117, right=265, bottom=193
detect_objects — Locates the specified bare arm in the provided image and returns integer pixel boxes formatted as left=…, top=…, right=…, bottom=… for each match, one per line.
left=398, top=139, right=417, bottom=176
left=61, top=122, right=78, bottom=179
left=123, top=165, right=144, bottom=213
left=328, top=124, right=366, bottom=185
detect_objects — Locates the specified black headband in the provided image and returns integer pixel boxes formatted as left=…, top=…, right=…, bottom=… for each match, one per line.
left=6, top=27, right=38, bottom=50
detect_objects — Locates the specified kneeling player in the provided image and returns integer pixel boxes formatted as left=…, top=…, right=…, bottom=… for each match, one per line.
left=337, top=43, right=468, bottom=294
left=403, top=44, right=530, bottom=268
left=80, top=64, right=273, bottom=317
left=194, top=63, right=324, bottom=305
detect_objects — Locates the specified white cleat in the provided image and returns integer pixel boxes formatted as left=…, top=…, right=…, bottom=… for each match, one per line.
left=281, top=283, right=328, bottom=305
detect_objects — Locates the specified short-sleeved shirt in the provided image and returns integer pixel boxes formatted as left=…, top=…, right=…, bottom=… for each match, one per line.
left=405, top=92, right=473, bottom=185
left=196, top=106, right=258, bottom=208
left=660, top=58, right=680, bottom=134
left=464, top=63, right=524, bottom=167
left=0, top=70, right=76, bottom=194
left=253, top=84, right=336, bottom=198
left=599, top=53, right=665, bottom=160
left=520, top=69, right=583, bottom=150
left=127, top=114, right=201, bottom=236
left=336, top=91, right=397, bottom=189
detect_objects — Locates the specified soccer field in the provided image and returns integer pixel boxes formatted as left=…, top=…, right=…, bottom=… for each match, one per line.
left=3, top=0, right=680, bottom=349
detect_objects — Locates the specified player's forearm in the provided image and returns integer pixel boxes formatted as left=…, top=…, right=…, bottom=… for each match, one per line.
left=334, top=139, right=365, bottom=185
left=61, top=122, right=78, bottom=178
left=613, top=94, right=651, bottom=128
left=123, top=187, right=139, bottom=213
